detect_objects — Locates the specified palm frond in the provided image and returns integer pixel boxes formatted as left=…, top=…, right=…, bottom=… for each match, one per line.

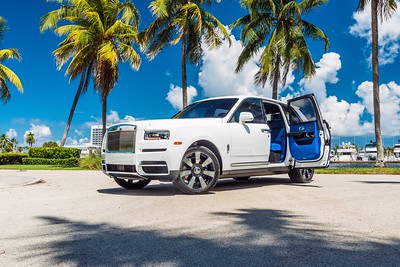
left=0, top=64, right=23, bottom=92
left=0, top=48, right=22, bottom=62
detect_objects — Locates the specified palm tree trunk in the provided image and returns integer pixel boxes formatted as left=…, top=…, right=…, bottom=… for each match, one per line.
left=272, top=55, right=281, bottom=100
left=181, top=34, right=188, bottom=109
left=102, top=96, right=107, bottom=138
left=371, top=0, right=385, bottom=167
left=60, top=72, right=86, bottom=146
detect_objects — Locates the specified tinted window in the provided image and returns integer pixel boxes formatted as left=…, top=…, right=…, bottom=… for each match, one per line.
left=173, top=98, right=238, bottom=119
left=289, top=98, right=317, bottom=124
left=230, top=98, right=265, bottom=124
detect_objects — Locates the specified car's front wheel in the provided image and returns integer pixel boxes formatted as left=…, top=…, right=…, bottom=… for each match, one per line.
left=113, top=178, right=151, bottom=189
left=289, top=168, right=314, bottom=183
left=173, top=146, right=220, bottom=194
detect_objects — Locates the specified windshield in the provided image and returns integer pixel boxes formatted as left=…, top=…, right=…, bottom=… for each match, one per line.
left=172, top=98, right=238, bottom=119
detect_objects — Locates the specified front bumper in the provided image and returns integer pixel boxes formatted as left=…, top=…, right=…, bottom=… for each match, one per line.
left=102, top=152, right=180, bottom=181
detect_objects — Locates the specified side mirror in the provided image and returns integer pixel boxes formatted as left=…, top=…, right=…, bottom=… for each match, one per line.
left=239, top=112, right=254, bottom=124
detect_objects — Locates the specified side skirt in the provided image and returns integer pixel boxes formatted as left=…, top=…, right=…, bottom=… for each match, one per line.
left=220, top=167, right=291, bottom=179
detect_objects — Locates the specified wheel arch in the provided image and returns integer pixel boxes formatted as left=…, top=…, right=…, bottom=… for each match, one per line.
left=189, top=140, right=223, bottom=174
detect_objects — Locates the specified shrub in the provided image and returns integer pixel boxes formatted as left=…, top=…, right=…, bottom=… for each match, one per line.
left=28, top=147, right=80, bottom=159
left=79, top=157, right=102, bottom=170
left=22, top=157, right=79, bottom=166
left=0, top=153, right=29, bottom=165
left=43, top=141, right=59, bottom=147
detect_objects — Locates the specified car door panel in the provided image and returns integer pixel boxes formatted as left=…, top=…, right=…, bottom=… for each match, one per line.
left=287, top=94, right=331, bottom=168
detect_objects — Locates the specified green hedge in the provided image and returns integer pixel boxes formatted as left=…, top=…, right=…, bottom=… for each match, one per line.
left=28, top=147, right=81, bottom=159
left=22, top=158, right=80, bottom=166
left=0, top=153, right=29, bottom=165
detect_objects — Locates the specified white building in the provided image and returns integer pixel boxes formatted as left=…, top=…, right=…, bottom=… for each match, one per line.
left=91, top=125, right=103, bottom=147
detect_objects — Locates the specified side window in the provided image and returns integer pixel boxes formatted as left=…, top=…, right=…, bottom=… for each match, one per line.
left=230, top=98, right=265, bottom=124
left=289, top=98, right=317, bottom=124
left=263, top=103, right=284, bottom=124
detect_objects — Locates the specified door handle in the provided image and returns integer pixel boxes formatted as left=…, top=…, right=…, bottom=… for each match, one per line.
left=261, top=129, right=270, bottom=133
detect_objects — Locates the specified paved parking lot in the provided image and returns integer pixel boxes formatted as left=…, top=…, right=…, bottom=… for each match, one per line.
left=1, top=170, right=399, bottom=266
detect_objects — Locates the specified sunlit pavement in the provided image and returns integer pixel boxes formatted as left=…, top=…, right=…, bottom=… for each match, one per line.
left=1, top=170, right=399, bottom=266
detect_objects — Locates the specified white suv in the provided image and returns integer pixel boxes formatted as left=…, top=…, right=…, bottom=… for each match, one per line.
left=101, top=94, right=331, bottom=194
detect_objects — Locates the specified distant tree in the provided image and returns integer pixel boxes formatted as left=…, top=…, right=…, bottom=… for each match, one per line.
left=9, top=137, right=18, bottom=152
left=17, top=146, right=23, bottom=153
left=232, top=0, right=329, bottom=99
left=25, top=132, right=35, bottom=147
left=356, top=0, right=397, bottom=167
left=41, top=0, right=142, bottom=140
left=141, top=0, right=231, bottom=108
left=0, top=16, right=23, bottom=104
left=43, top=141, right=59, bottom=148
left=0, top=133, right=10, bottom=152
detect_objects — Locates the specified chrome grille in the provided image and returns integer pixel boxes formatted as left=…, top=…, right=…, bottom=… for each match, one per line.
left=106, top=127, right=136, bottom=152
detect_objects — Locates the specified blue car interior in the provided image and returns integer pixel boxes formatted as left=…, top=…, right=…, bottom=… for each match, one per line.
left=264, top=103, right=286, bottom=163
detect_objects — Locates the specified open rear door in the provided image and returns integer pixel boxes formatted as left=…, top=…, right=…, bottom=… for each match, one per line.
left=287, top=94, right=331, bottom=169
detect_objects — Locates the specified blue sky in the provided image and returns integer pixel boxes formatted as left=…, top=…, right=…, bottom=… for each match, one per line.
left=1, top=0, right=399, bottom=149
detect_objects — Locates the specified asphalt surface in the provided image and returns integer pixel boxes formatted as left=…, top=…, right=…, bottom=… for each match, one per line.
left=1, top=170, right=399, bottom=266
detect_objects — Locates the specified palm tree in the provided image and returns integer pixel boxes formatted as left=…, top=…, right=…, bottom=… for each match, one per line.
left=25, top=132, right=35, bottom=147
left=41, top=0, right=141, bottom=140
left=0, top=133, right=10, bottom=152
left=232, top=0, right=329, bottom=100
left=0, top=17, right=23, bottom=104
left=141, top=0, right=231, bottom=108
left=356, top=0, right=397, bottom=167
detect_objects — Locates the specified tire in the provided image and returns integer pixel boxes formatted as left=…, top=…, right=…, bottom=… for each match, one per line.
left=233, top=176, right=250, bottom=181
left=173, top=146, right=220, bottom=194
left=289, top=168, right=314, bottom=183
left=113, top=177, right=151, bottom=189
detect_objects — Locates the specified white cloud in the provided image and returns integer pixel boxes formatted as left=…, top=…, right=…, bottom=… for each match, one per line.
left=84, top=110, right=133, bottom=127
left=290, top=52, right=400, bottom=137
left=107, top=110, right=122, bottom=124
left=74, top=129, right=84, bottom=136
left=24, top=123, right=52, bottom=145
left=198, top=34, right=295, bottom=98
left=65, top=137, right=89, bottom=146
left=356, top=81, right=400, bottom=136
left=298, top=52, right=342, bottom=101
left=349, top=2, right=400, bottom=65
left=6, top=129, right=17, bottom=139
left=291, top=52, right=373, bottom=136
left=166, top=84, right=198, bottom=110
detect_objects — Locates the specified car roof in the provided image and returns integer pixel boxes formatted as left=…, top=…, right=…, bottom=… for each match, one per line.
left=194, top=95, right=286, bottom=105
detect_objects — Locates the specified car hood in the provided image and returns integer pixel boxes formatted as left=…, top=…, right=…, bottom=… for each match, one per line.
left=109, top=118, right=224, bottom=130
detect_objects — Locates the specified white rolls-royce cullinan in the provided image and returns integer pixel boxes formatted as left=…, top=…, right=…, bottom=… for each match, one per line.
left=101, top=94, right=331, bottom=194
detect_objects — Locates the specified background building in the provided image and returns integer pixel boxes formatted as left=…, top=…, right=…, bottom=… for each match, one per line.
left=91, top=125, right=103, bottom=147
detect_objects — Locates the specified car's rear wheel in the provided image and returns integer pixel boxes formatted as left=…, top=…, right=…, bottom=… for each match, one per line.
left=289, top=168, right=314, bottom=183
left=173, top=146, right=220, bottom=194
left=113, top=178, right=151, bottom=189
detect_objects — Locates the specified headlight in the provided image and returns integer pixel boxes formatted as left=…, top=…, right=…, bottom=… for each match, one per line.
left=144, top=130, right=170, bottom=140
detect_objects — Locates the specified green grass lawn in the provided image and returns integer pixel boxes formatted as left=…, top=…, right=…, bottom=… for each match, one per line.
left=0, top=165, right=86, bottom=171
left=316, top=168, right=400, bottom=175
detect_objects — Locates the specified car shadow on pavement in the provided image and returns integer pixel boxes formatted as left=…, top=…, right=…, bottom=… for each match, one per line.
left=356, top=181, right=400, bottom=185
left=13, top=209, right=400, bottom=266
left=97, top=177, right=321, bottom=196
left=214, top=177, right=322, bottom=192
left=97, top=183, right=183, bottom=196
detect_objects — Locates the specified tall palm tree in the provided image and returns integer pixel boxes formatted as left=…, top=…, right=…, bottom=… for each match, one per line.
left=0, top=17, right=23, bottom=104
left=141, top=0, right=231, bottom=108
left=25, top=132, right=35, bottom=147
left=41, top=0, right=141, bottom=140
left=356, top=0, right=397, bottom=167
left=232, top=0, right=329, bottom=100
